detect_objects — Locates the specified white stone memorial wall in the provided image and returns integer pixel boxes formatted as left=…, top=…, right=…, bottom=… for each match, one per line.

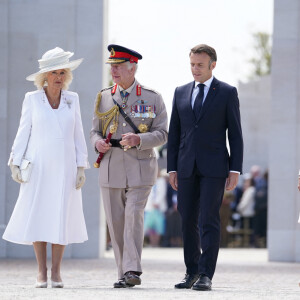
left=268, top=0, right=300, bottom=262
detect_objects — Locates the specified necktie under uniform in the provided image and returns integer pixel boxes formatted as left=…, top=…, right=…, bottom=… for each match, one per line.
left=120, top=90, right=129, bottom=108
left=120, top=90, right=129, bottom=98
left=193, top=83, right=205, bottom=117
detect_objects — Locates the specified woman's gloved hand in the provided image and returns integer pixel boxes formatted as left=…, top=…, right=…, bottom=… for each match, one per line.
left=10, top=164, right=23, bottom=184
left=76, top=167, right=86, bottom=190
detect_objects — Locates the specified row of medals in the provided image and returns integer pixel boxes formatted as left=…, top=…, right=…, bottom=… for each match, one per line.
left=122, top=95, right=156, bottom=119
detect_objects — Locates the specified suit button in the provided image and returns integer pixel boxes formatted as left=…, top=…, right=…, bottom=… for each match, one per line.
left=195, top=125, right=198, bottom=128
left=123, top=123, right=126, bottom=127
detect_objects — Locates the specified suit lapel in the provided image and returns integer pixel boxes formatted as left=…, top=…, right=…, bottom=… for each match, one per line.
left=58, top=90, right=67, bottom=110
left=197, top=78, right=219, bottom=122
left=182, top=82, right=196, bottom=121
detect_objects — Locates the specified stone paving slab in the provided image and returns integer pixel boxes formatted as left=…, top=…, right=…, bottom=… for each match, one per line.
left=0, top=248, right=299, bottom=299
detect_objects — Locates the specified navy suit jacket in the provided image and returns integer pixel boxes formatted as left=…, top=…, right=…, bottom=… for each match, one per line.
left=167, top=77, right=243, bottom=178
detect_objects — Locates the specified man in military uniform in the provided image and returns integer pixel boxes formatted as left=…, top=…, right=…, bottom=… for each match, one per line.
left=90, top=45, right=168, bottom=288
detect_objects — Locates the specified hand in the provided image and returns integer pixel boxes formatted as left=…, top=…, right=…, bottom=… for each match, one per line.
left=120, top=133, right=141, bottom=150
left=169, top=172, right=178, bottom=191
left=298, top=177, right=300, bottom=191
left=10, top=164, right=23, bottom=184
left=95, top=139, right=111, bottom=153
left=76, top=167, right=86, bottom=189
left=225, top=172, right=239, bottom=191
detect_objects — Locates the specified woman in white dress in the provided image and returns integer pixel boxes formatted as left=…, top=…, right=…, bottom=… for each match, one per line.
left=2, top=47, right=89, bottom=288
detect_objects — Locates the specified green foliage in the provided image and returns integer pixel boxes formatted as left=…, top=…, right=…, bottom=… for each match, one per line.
left=249, top=32, right=272, bottom=79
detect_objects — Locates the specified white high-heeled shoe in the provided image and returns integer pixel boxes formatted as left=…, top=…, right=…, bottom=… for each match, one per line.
left=51, top=280, right=64, bottom=288
left=35, top=280, right=48, bottom=288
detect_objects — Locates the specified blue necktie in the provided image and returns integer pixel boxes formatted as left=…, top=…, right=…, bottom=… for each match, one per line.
left=120, top=90, right=129, bottom=98
left=193, top=83, right=205, bottom=117
left=120, top=90, right=129, bottom=108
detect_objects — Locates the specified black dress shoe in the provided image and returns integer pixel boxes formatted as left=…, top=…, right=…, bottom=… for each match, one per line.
left=174, top=274, right=199, bottom=289
left=124, top=271, right=141, bottom=286
left=192, top=275, right=212, bottom=291
left=113, top=277, right=134, bottom=288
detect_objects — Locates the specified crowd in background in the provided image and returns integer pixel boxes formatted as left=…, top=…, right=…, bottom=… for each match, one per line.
left=221, top=165, right=268, bottom=248
left=106, top=162, right=268, bottom=249
left=142, top=162, right=268, bottom=248
left=144, top=168, right=183, bottom=247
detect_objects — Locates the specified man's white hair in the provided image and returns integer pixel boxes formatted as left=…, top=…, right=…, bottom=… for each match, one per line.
left=125, top=61, right=138, bottom=74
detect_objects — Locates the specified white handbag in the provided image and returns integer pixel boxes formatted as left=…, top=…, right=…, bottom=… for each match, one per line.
left=20, top=158, right=33, bottom=183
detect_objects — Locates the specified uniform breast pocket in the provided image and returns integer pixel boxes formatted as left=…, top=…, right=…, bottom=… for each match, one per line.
left=135, top=117, right=153, bottom=133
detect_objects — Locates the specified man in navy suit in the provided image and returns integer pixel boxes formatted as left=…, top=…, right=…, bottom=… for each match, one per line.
left=167, top=44, right=243, bottom=291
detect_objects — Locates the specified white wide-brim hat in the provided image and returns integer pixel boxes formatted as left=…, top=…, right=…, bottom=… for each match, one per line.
left=26, top=47, right=83, bottom=81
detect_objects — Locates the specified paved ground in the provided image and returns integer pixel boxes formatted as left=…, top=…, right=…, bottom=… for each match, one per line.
left=0, top=248, right=299, bottom=299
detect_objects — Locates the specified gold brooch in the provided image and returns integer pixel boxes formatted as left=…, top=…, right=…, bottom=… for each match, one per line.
left=138, top=123, right=148, bottom=133
left=110, top=48, right=115, bottom=57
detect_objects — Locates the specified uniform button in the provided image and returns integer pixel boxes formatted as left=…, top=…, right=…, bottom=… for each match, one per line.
left=123, top=123, right=126, bottom=127
left=142, top=118, right=145, bottom=121
left=195, top=125, right=198, bottom=128
left=149, top=154, right=152, bottom=157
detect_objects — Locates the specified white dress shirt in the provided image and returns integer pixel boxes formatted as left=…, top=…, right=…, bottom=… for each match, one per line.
left=118, top=79, right=136, bottom=94
left=191, top=76, right=214, bottom=108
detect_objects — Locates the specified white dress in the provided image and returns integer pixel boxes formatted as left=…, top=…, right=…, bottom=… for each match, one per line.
left=3, top=89, right=89, bottom=245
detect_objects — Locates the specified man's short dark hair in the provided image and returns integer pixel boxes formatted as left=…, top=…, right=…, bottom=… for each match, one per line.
left=190, top=44, right=217, bottom=63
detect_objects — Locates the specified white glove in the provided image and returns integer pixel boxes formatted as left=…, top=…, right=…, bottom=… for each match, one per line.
left=10, top=164, right=23, bottom=184
left=76, top=167, right=86, bottom=189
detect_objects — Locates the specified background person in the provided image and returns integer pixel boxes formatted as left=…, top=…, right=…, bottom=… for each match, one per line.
left=3, top=47, right=89, bottom=288
left=144, top=168, right=168, bottom=247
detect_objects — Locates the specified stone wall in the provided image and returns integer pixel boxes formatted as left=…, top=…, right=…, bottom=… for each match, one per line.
left=268, top=0, right=300, bottom=262
left=238, top=76, right=271, bottom=174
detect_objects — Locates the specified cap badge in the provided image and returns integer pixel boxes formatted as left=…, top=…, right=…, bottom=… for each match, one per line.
left=110, top=48, right=115, bottom=57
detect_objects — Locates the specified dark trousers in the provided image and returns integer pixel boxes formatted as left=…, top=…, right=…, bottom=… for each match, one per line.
left=177, top=166, right=226, bottom=279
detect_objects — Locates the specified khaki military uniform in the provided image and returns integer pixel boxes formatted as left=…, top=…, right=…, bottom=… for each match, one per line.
left=90, top=80, right=168, bottom=279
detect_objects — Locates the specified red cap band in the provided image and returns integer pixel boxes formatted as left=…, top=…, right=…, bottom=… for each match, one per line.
left=110, top=51, right=138, bottom=63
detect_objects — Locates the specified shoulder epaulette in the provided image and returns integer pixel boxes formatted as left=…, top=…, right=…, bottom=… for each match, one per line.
left=140, top=85, right=159, bottom=94
left=99, top=85, right=114, bottom=93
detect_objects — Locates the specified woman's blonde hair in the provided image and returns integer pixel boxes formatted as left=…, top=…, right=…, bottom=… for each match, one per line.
left=34, top=68, right=73, bottom=90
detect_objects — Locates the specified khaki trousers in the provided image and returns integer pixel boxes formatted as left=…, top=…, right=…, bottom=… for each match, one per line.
left=101, top=186, right=152, bottom=279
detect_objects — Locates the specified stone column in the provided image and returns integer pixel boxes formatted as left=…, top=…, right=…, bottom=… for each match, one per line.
left=0, top=0, right=9, bottom=258
left=268, top=0, right=300, bottom=261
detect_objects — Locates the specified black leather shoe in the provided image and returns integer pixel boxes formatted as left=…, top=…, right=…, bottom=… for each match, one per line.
left=124, top=271, right=141, bottom=286
left=174, top=274, right=199, bottom=289
left=113, top=278, right=134, bottom=288
left=192, top=275, right=212, bottom=291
